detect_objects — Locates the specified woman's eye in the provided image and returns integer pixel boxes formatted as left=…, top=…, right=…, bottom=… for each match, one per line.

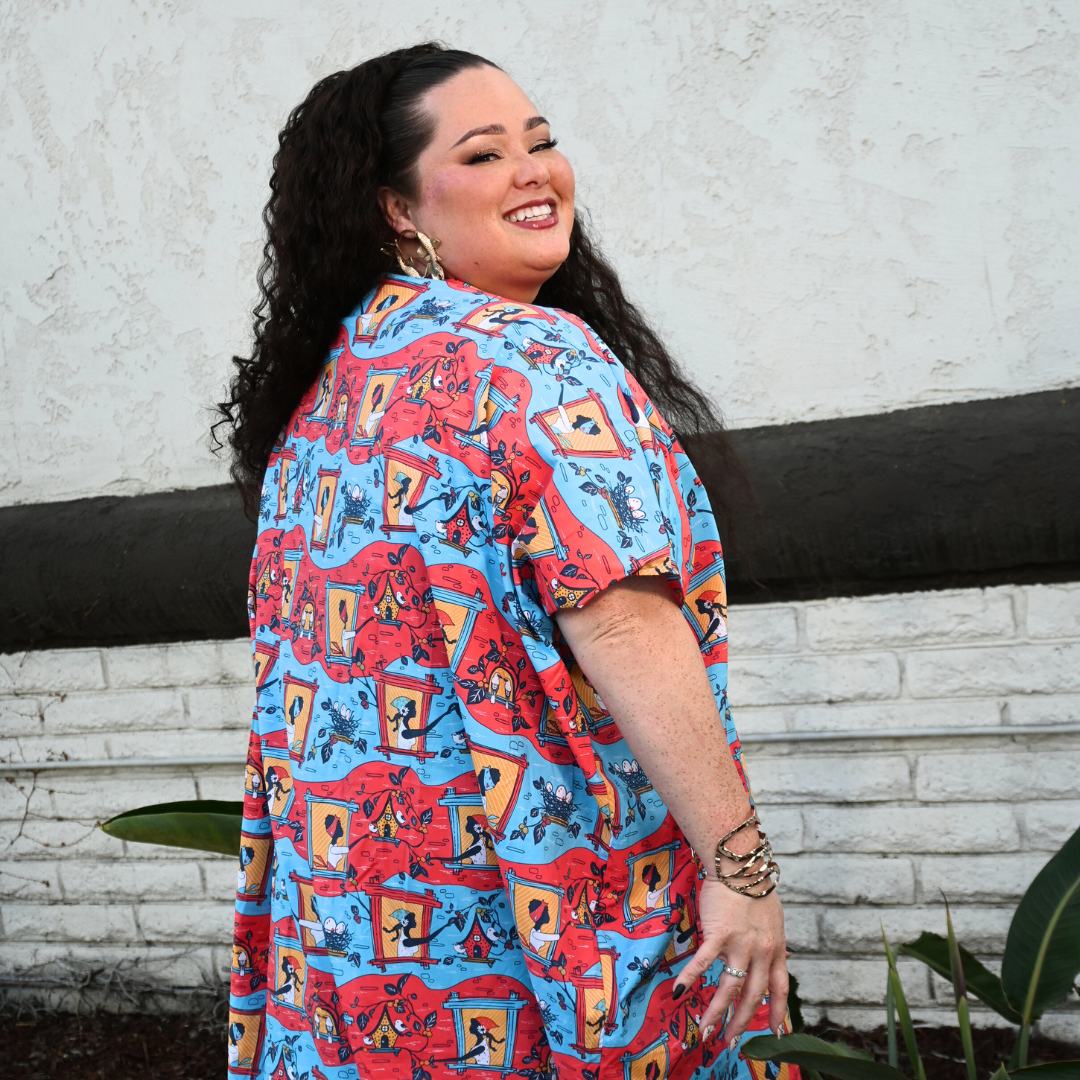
left=467, top=150, right=500, bottom=164
left=530, top=139, right=559, bottom=153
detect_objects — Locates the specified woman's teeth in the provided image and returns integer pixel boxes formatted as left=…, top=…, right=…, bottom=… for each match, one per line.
left=506, top=204, right=553, bottom=223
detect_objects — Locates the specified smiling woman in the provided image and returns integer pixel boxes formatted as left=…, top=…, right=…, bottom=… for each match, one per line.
left=214, top=42, right=791, bottom=1080
left=378, top=66, right=575, bottom=302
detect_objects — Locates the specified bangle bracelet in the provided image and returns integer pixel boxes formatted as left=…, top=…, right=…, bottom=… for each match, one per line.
left=713, top=810, right=780, bottom=898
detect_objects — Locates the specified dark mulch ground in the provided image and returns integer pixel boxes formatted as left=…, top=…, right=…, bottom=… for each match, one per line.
left=804, top=1020, right=1078, bottom=1080
left=3, top=1014, right=1076, bottom=1079
left=3, top=1013, right=226, bottom=1079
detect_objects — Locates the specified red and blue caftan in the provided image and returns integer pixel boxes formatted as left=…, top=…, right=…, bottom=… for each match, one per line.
left=230, top=274, right=795, bottom=1080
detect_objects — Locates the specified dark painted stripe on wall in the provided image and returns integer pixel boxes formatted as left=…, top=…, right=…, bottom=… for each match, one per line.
left=2, top=389, right=1077, bottom=652
left=1, top=486, right=255, bottom=653
left=700, top=387, right=1080, bottom=603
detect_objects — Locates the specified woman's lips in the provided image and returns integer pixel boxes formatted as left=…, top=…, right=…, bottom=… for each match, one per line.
left=504, top=202, right=559, bottom=230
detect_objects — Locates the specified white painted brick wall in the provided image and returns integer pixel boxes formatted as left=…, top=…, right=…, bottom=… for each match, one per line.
left=2, top=583, right=1078, bottom=1041
left=0, top=638, right=249, bottom=1012
left=727, top=583, right=1080, bottom=1038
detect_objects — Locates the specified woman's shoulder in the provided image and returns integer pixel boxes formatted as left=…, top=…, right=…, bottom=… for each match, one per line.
left=343, top=275, right=483, bottom=348
left=497, top=299, right=616, bottom=366
left=346, top=275, right=615, bottom=364
left=478, top=300, right=628, bottom=401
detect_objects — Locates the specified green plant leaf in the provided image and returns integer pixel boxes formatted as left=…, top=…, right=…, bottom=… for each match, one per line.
left=1002, top=823, right=1080, bottom=1021
left=900, top=931, right=1022, bottom=1024
left=886, top=969, right=898, bottom=1069
left=1008, top=1064, right=1080, bottom=1079
left=741, top=1034, right=907, bottom=1080
left=945, top=898, right=968, bottom=1005
left=100, top=800, right=243, bottom=856
left=884, top=928, right=926, bottom=1080
left=945, top=897, right=977, bottom=1080
left=956, top=996, right=977, bottom=1080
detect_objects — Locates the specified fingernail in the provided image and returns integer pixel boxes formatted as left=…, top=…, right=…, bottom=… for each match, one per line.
left=774, top=1026, right=785, bottom=1039
left=703, top=1024, right=715, bottom=1041
left=671, top=984, right=685, bottom=1001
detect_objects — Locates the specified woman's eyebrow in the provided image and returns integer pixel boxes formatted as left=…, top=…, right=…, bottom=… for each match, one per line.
left=452, top=116, right=550, bottom=148
left=452, top=124, right=505, bottom=147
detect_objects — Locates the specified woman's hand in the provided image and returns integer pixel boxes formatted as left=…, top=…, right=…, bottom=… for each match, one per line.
left=673, top=880, right=788, bottom=1048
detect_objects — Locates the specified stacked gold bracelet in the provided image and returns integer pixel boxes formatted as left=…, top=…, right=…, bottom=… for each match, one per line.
left=713, top=810, right=780, bottom=898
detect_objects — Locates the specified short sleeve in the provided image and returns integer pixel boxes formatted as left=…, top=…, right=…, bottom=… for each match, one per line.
left=490, top=314, right=692, bottom=617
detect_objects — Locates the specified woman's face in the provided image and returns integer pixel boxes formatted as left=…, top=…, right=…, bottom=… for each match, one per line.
left=381, top=65, right=575, bottom=303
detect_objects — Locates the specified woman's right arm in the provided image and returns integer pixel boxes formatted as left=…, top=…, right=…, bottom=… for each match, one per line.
left=554, top=574, right=789, bottom=1046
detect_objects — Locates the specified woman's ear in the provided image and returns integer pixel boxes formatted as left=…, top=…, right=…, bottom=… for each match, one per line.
left=378, top=187, right=416, bottom=235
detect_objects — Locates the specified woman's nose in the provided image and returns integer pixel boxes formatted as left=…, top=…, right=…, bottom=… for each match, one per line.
left=511, top=148, right=549, bottom=188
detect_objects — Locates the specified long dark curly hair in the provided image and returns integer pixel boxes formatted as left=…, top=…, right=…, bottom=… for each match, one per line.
left=215, top=43, right=749, bottom=543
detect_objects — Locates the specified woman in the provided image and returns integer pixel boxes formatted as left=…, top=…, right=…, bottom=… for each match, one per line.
left=323, top=814, right=348, bottom=872
left=271, top=954, right=301, bottom=1008
left=222, top=43, right=791, bottom=1080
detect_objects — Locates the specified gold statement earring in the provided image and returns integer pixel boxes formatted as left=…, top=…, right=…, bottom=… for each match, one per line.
left=384, top=230, right=445, bottom=280
left=411, top=230, right=445, bottom=280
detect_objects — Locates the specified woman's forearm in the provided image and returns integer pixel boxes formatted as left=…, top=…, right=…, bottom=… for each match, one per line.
left=554, top=575, right=757, bottom=863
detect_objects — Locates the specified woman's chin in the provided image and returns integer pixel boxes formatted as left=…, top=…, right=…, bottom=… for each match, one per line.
left=456, top=248, right=569, bottom=300
left=515, top=238, right=571, bottom=278
left=492, top=225, right=567, bottom=266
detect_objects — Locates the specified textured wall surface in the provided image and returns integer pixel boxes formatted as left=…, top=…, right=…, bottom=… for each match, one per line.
left=3, top=582, right=1079, bottom=1036
left=2, top=0, right=1078, bottom=507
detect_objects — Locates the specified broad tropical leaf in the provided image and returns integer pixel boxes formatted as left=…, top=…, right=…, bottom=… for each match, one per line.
left=100, top=800, right=243, bottom=856
left=1008, top=1064, right=1080, bottom=1079
left=900, top=931, right=1022, bottom=1024
left=1002, top=824, right=1080, bottom=1021
left=741, top=1034, right=907, bottom=1080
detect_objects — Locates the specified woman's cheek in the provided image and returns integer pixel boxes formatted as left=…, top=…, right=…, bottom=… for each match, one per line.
left=435, top=169, right=493, bottom=220
left=429, top=174, right=500, bottom=257
left=550, top=152, right=576, bottom=204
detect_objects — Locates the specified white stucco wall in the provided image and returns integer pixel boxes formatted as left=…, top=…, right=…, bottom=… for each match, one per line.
left=2, top=0, right=1078, bottom=508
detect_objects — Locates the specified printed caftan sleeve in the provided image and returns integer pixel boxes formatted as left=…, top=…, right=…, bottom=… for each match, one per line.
left=486, top=312, right=700, bottom=778
left=492, top=313, right=695, bottom=617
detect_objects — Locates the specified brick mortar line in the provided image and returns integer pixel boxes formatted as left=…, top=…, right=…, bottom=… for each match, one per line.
left=3, top=725, right=1078, bottom=773
left=730, top=640, right=1080, bottom=664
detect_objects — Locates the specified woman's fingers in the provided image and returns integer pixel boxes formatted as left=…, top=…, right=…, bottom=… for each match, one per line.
left=723, top=967, right=770, bottom=1047
left=698, top=959, right=749, bottom=1033
left=697, top=943, right=788, bottom=1045
left=671, top=936, right=721, bottom=998
left=767, top=954, right=790, bottom=1035
left=675, top=884, right=789, bottom=1042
